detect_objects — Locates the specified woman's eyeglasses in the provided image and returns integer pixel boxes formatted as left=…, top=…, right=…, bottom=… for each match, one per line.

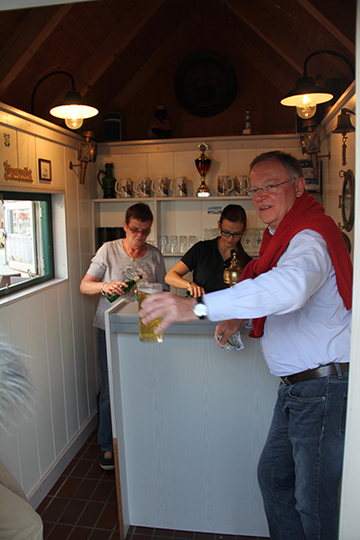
left=220, top=230, right=244, bottom=239
left=127, top=226, right=151, bottom=235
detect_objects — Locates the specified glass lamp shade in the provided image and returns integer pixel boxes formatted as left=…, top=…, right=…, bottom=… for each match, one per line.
left=49, top=90, right=99, bottom=130
left=281, top=75, right=333, bottom=119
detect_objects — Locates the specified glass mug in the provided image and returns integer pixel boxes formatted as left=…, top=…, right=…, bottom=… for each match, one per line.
left=151, top=177, right=169, bottom=197
left=179, top=235, right=188, bottom=253
left=138, top=282, right=163, bottom=343
left=115, top=178, right=132, bottom=198
left=170, top=235, right=178, bottom=253
left=218, top=175, right=234, bottom=196
left=134, top=178, right=151, bottom=197
left=160, top=235, right=169, bottom=253
left=171, top=177, right=187, bottom=197
left=234, top=175, right=249, bottom=196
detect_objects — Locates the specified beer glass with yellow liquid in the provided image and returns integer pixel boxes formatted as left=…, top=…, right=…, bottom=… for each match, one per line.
left=138, top=283, right=163, bottom=343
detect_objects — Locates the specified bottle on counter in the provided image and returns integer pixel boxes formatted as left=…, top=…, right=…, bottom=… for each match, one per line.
left=106, top=274, right=143, bottom=302
left=223, top=250, right=243, bottom=287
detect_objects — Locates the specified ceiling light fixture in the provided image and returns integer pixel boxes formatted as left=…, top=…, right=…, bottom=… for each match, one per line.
left=280, top=50, right=355, bottom=119
left=31, top=71, right=99, bottom=130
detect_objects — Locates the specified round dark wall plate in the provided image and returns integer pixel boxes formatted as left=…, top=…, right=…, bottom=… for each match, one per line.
left=174, top=51, right=238, bottom=117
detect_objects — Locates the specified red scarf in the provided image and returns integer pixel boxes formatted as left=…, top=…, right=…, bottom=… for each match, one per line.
left=239, top=190, right=353, bottom=338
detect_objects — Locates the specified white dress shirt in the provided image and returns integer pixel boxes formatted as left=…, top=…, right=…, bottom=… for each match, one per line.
left=204, top=229, right=352, bottom=376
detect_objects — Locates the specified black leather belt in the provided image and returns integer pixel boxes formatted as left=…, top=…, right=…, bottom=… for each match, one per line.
left=280, top=363, right=349, bottom=386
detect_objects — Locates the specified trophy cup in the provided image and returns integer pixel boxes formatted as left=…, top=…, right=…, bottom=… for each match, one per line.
left=195, top=142, right=211, bottom=197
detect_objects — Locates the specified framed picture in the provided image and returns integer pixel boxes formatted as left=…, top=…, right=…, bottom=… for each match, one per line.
left=38, top=159, right=52, bottom=181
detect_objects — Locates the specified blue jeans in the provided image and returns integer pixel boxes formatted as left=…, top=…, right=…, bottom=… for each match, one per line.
left=97, top=328, right=113, bottom=453
left=258, top=368, right=348, bottom=540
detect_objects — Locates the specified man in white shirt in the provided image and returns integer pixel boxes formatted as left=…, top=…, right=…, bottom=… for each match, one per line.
left=139, top=151, right=352, bottom=540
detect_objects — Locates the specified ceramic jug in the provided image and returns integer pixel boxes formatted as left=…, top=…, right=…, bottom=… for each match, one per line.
left=151, top=177, right=169, bottom=197
left=134, top=178, right=151, bottom=197
left=234, top=176, right=249, bottom=196
left=218, top=175, right=234, bottom=196
left=171, top=177, right=187, bottom=197
left=97, top=163, right=117, bottom=199
left=115, top=178, right=132, bottom=198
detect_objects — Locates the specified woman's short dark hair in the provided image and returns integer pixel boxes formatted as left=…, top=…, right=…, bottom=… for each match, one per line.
left=249, top=151, right=303, bottom=179
left=125, top=203, right=153, bottom=224
left=219, top=204, right=247, bottom=228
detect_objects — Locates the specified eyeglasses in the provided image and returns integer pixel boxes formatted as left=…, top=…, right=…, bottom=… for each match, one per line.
left=220, top=230, right=244, bottom=239
left=246, top=177, right=296, bottom=198
left=127, top=226, right=151, bottom=235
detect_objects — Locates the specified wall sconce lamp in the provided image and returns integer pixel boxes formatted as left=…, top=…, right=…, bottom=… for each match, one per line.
left=31, top=70, right=99, bottom=130
left=280, top=50, right=355, bottom=119
left=332, top=108, right=355, bottom=166
left=69, top=131, right=97, bottom=184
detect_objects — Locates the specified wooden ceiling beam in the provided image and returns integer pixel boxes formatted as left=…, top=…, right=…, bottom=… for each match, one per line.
left=0, top=4, right=72, bottom=96
left=110, top=7, right=203, bottom=110
left=220, top=0, right=303, bottom=75
left=296, top=0, right=355, bottom=56
left=210, top=0, right=297, bottom=94
left=67, top=0, right=168, bottom=98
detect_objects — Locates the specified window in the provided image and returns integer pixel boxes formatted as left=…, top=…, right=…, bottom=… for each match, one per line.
left=0, top=191, right=54, bottom=297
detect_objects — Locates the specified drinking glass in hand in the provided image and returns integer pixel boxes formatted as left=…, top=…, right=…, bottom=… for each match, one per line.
left=138, top=283, right=163, bottom=343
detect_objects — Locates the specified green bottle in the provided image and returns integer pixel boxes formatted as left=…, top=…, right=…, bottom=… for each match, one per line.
left=106, top=274, right=143, bottom=303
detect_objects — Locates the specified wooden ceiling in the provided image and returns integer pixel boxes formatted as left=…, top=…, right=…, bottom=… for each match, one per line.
left=0, top=0, right=356, bottom=141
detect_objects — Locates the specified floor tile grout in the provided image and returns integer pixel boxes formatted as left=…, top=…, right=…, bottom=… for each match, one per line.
left=37, top=428, right=268, bottom=540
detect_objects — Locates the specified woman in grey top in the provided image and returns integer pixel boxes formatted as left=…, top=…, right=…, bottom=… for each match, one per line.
left=80, top=203, right=168, bottom=470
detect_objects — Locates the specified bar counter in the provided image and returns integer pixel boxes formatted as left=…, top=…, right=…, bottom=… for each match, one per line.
left=105, top=300, right=279, bottom=538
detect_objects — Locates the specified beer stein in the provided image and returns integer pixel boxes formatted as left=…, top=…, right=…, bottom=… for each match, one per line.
left=234, top=175, right=249, bottom=196
left=218, top=175, right=234, bottom=196
left=115, top=178, right=132, bottom=198
left=151, top=177, right=169, bottom=197
left=134, top=178, right=151, bottom=198
left=171, top=177, right=187, bottom=197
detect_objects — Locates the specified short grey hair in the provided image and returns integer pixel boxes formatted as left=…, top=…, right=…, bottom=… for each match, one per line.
left=249, top=151, right=303, bottom=180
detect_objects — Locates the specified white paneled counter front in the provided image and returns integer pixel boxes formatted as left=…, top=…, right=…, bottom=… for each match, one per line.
left=105, top=300, right=279, bottom=539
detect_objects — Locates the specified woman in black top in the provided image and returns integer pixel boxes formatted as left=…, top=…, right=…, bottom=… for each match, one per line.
left=165, top=204, right=252, bottom=297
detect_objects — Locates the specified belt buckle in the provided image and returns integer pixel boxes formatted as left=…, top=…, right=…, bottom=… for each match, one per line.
left=280, top=376, right=291, bottom=386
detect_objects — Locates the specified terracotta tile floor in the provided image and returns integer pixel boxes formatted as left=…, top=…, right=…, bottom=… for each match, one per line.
left=36, top=429, right=268, bottom=540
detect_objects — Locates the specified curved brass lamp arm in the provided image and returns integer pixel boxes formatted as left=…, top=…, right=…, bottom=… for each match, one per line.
left=30, top=71, right=75, bottom=115
left=303, top=50, right=355, bottom=79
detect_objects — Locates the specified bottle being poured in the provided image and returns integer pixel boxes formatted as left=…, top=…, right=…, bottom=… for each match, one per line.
left=223, top=250, right=243, bottom=287
left=106, top=274, right=143, bottom=303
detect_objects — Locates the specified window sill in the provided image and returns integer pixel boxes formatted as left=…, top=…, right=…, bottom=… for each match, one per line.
left=0, top=278, right=68, bottom=306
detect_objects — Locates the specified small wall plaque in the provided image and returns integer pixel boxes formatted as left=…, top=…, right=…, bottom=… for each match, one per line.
left=4, top=160, right=33, bottom=182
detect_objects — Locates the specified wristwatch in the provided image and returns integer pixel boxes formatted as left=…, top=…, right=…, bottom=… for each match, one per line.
left=193, top=296, right=208, bottom=319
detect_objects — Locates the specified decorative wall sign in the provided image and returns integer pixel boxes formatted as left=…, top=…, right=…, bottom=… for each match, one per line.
left=300, top=159, right=322, bottom=192
left=39, top=159, right=52, bottom=181
left=4, top=160, right=33, bottom=182
left=175, top=51, right=238, bottom=117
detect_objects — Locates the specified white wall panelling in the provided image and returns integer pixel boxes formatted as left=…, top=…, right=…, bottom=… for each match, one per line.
left=0, top=102, right=99, bottom=508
